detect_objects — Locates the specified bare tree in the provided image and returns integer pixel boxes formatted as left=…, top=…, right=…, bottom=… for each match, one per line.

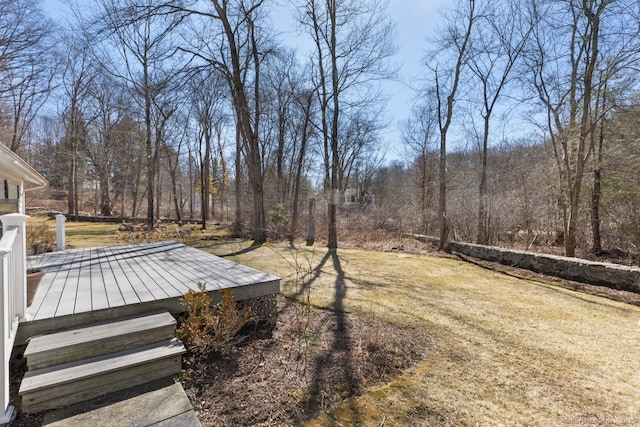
left=189, top=69, right=226, bottom=228
left=0, top=0, right=57, bottom=153
left=258, top=49, right=316, bottom=241
left=427, top=0, right=477, bottom=250
left=162, top=0, right=273, bottom=243
left=261, top=50, right=297, bottom=206
left=402, top=99, right=438, bottom=235
left=300, top=0, right=395, bottom=250
left=160, top=110, right=189, bottom=221
left=59, top=32, right=98, bottom=218
left=86, top=0, right=185, bottom=227
left=288, top=85, right=316, bottom=243
left=113, top=116, right=147, bottom=217
left=527, top=0, right=638, bottom=256
left=466, top=0, right=533, bottom=244
left=84, top=76, right=123, bottom=217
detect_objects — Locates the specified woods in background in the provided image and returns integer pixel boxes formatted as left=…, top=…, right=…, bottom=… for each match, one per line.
left=1, top=0, right=639, bottom=258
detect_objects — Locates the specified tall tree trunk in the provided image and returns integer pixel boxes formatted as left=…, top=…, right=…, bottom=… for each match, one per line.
left=591, top=166, right=602, bottom=253
left=248, top=16, right=265, bottom=244
left=156, top=164, right=162, bottom=220
left=328, top=0, right=339, bottom=251
left=233, top=123, right=243, bottom=236
left=591, top=97, right=606, bottom=254
left=420, top=155, right=428, bottom=235
left=67, top=155, right=75, bottom=217
left=307, top=197, right=316, bottom=246
left=131, top=169, right=141, bottom=218
left=477, top=116, right=490, bottom=245
left=201, top=130, right=211, bottom=230
left=563, top=1, right=602, bottom=257
left=144, top=64, right=155, bottom=229
left=290, top=93, right=312, bottom=244
left=121, top=184, right=126, bottom=217
left=167, top=156, right=182, bottom=221
left=169, top=169, right=182, bottom=222
left=437, top=129, right=447, bottom=249
left=217, top=135, right=226, bottom=222
left=276, top=106, right=286, bottom=204
left=435, top=0, right=475, bottom=250
left=188, top=148, right=194, bottom=219
left=213, top=0, right=265, bottom=243
left=100, top=173, right=111, bottom=216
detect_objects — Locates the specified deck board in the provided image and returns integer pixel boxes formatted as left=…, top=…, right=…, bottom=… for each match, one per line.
left=99, top=247, right=126, bottom=308
left=23, top=241, right=280, bottom=323
left=112, top=248, right=160, bottom=303
left=53, top=249, right=83, bottom=317
left=28, top=250, right=69, bottom=317
left=90, top=249, right=109, bottom=311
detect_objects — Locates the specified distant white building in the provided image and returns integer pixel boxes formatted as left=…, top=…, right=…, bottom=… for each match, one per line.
left=342, top=187, right=374, bottom=207
left=343, top=188, right=358, bottom=205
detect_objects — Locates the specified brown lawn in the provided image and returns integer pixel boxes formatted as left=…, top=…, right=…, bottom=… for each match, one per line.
left=16, top=222, right=640, bottom=426
left=198, top=239, right=640, bottom=426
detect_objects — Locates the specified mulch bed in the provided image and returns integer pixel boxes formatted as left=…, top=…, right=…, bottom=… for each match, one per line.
left=7, top=296, right=431, bottom=427
left=180, top=295, right=432, bottom=426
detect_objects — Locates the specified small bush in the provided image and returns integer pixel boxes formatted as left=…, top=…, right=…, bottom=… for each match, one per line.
left=270, top=203, right=290, bottom=227
left=26, top=220, right=56, bottom=251
left=176, top=283, right=252, bottom=352
left=269, top=203, right=290, bottom=239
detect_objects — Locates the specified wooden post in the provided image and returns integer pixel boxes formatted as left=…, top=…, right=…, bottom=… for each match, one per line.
left=0, top=246, right=15, bottom=425
left=306, top=198, right=315, bottom=246
left=0, top=214, right=25, bottom=425
left=56, top=214, right=66, bottom=251
left=1, top=214, right=27, bottom=318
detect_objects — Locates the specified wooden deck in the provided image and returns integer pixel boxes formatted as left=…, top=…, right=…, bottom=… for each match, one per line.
left=18, top=241, right=279, bottom=342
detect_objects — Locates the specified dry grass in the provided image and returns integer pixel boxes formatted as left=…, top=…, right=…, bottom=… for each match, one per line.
left=197, top=239, right=640, bottom=426
left=30, top=219, right=640, bottom=425
left=53, top=219, right=226, bottom=249
left=64, top=221, right=121, bottom=248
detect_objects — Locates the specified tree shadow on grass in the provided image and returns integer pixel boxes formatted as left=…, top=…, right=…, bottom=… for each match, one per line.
left=218, top=242, right=263, bottom=258
left=290, top=250, right=332, bottom=300
left=303, top=251, right=362, bottom=424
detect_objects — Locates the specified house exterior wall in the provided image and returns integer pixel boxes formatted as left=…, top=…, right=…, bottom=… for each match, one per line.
left=0, top=144, right=45, bottom=421
left=0, top=178, right=24, bottom=215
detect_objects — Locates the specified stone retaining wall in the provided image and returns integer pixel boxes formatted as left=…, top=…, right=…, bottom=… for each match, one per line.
left=408, top=234, right=640, bottom=293
left=42, top=213, right=203, bottom=225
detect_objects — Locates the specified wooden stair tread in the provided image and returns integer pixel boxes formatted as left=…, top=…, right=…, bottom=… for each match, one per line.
left=19, top=338, right=185, bottom=395
left=25, top=311, right=176, bottom=357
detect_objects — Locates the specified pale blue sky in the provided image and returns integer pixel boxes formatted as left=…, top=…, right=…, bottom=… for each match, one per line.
left=43, top=0, right=449, bottom=161
left=384, top=0, right=449, bottom=159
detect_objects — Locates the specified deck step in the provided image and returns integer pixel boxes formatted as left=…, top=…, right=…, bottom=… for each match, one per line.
left=24, top=311, right=177, bottom=369
left=19, top=338, right=186, bottom=414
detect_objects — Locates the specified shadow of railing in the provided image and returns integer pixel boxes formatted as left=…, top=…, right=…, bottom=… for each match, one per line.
left=38, top=241, right=185, bottom=272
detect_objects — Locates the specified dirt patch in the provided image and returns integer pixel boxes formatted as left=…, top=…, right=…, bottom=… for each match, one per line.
left=180, top=295, right=431, bottom=426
